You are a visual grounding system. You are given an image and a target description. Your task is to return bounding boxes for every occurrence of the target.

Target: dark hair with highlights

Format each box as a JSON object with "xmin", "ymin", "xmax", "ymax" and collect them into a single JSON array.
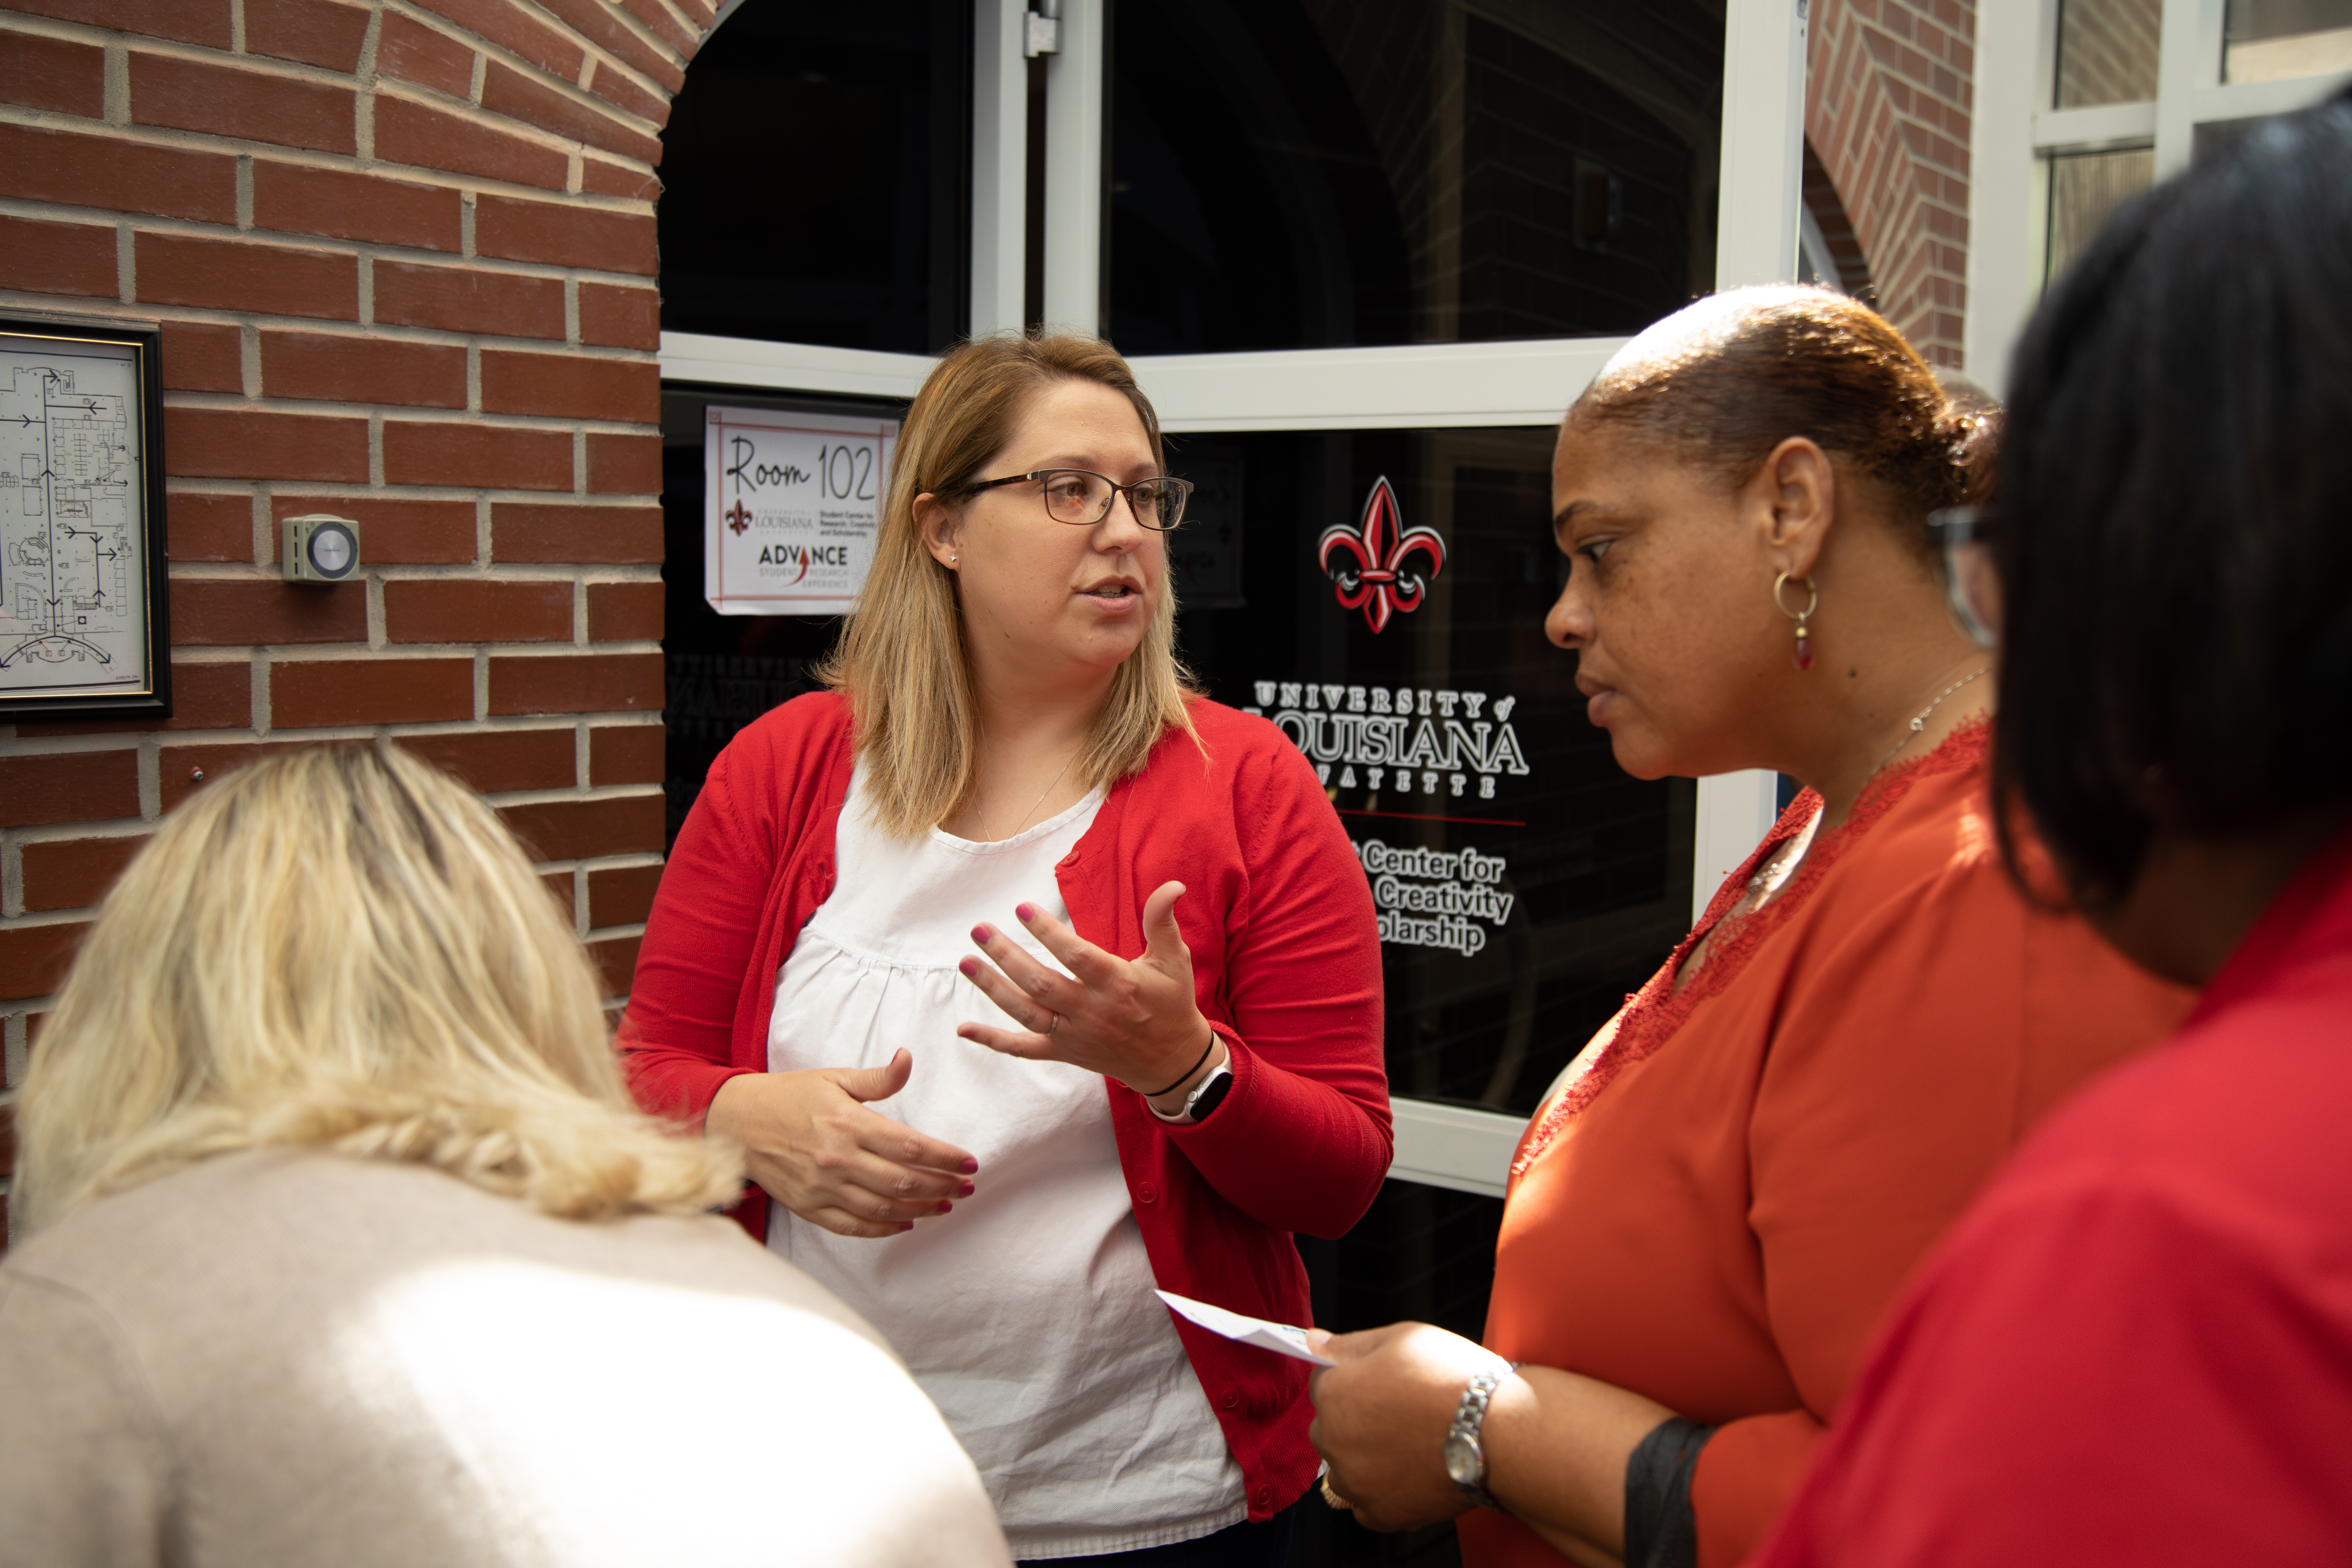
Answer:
[
  {"xmin": 1994, "ymin": 88, "xmax": 2352, "ymax": 909},
  {"xmin": 1568, "ymin": 286, "xmax": 1997, "ymax": 541}
]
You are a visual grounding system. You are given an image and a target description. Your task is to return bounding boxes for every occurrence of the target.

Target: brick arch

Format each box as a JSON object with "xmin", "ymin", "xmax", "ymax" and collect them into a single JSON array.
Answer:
[
  {"xmin": 1804, "ymin": 0, "xmax": 1974, "ymax": 366},
  {"xmin": 0, "ymin": 0, "xmax": 734, "ymax": 1139}
]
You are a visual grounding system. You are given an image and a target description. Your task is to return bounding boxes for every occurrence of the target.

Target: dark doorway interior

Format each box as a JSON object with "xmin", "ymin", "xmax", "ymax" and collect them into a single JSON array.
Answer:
[
  {"xmin": 658, "ymin": 0, "xmax": 971, "ymax": 352},
  {"xmin": 1108, "ymin": 0, "xmax": 1725, "ymax": 354}
]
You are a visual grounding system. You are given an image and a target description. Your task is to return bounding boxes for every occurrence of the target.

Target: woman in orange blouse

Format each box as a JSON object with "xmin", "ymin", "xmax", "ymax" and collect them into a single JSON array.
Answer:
[{"xmin": 1303, "ymin": 288, "xmax": 2192, "ymax": 1568}]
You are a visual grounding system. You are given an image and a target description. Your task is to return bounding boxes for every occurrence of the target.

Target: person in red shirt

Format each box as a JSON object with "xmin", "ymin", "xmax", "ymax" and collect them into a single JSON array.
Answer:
[
  {"xmin": 1752, "ymin": 88, "xmax": 2352, "ymax": 1567},
  {"xmin": 1299, "ymin": 289, "xmax": 2189, "ymax": 1568},
  {"xmin": 619, "ymin": 335, "xmax": 1387, "ymax": 1564}
]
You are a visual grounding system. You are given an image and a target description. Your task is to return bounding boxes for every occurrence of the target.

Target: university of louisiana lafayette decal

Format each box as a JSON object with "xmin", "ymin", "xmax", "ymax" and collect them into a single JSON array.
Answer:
[
  {"xmin": 1245, "ymin": 679, "xmax": 1534, "ymax": 957},
  {"xmin": 1246, "ymin": 680, "xmax": 1530, "ymax": 800},
  {"xmin": 1357, "ymin": 839, "xmax": 1512, "ymax": 957},
  {"xmin": 1318, "ymin": 476, "xmax": 1446, "ymax": 634}
]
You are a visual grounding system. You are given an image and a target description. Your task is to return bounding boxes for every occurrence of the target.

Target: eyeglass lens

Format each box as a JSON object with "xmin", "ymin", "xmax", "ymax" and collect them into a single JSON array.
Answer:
[
  {"xmin": 1944, "ymin": 538, "xmax": 2002, "ymax": 647},
  {"xmin": 1039, "ymin": 472, "xmax": 1187, "ymax": 530}
]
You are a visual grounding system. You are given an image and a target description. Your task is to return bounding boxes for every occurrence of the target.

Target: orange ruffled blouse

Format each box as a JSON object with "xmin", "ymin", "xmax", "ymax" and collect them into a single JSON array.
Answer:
[{"xmin": 1461, "ymin": 723, "xmax": 2193, "ymax": 1568}]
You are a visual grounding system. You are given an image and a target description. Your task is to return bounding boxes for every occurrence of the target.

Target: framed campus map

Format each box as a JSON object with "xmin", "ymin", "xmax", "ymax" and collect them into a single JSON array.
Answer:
[{"xmin": 0, "ymin": 311, "xmax": 171, "ymax": 719}]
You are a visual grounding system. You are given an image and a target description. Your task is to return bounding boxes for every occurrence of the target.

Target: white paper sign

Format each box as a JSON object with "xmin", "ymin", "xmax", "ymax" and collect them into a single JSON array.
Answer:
[
  {"xmin": 704, "ymin": 406, "xmax": 897, "ymax": 617},
  {"xmin": 1155, "ymin": 1290, "xmax": 1335, "ymax": 1366}
]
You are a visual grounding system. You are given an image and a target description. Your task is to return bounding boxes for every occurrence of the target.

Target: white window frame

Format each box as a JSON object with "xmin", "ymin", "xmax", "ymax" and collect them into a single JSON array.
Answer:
[
  {"xmin": 663, "ymin": 0, "xmax": 1811, "ymax": 1195},
  {"xmin": 1967, "ymin": 0, "xmax": 2352, "ymax": 391}
]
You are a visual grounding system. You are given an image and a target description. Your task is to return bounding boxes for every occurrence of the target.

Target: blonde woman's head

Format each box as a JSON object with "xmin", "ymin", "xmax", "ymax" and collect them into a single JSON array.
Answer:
[
  {"xmin": 15, "ymin": 743, "xmax": 738, "ymax": 1233},
  {"xmin": 822, "ymin": 331, "xmax": 1198, "ymax": 837}
]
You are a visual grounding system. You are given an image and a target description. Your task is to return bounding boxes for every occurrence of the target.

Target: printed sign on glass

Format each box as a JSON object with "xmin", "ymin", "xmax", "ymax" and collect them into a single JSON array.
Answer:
[
  {"xmin": 1318, "ymin": 475, "xmax": 1446, "ymax": 633},
  {"xmin": 1173, "ymin": 429, "xmax": 1694, "ymax": 1116},
  {"xmin": 704, "ymin": 406, "xmax": 898, "ymax": 617}
]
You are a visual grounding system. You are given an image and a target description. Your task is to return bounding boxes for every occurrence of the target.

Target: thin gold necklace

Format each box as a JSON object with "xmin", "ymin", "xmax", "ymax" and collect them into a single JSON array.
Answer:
[
  {"xmin": 974, "ymin": 748, "xmax": 1080, "ymax": 843},
  {"xmin": 1748, "ymin": 663, "xmax": 1992, "ymax": 904},
  {"xmin": 1873, "ymin": 665, "xmax": 1992, "ymax": 775}
]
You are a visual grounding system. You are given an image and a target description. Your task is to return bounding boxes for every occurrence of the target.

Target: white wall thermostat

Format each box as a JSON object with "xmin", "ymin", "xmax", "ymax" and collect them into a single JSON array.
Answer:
[{"xmin": 282, "ymin": 514, "xmax": 361, "ymax": 584}]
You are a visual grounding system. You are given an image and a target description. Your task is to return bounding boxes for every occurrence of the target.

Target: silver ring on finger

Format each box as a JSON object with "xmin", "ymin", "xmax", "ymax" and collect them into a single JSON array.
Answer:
[{"xmin": 1045, "ymin": 1010, "xmax": 1061, "ymax": 1037}]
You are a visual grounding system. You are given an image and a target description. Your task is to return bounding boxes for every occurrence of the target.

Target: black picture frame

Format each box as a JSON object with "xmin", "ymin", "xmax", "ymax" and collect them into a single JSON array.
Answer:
[{"xmin": 0, "ymin": 307, "xmax": 172, "ymax": 721}]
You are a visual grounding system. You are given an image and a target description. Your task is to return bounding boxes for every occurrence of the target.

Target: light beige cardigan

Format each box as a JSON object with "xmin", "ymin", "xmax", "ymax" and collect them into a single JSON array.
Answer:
[{"xmin": 0, "ymin": 1149, "xmax": 1010, "ymax": 1568}]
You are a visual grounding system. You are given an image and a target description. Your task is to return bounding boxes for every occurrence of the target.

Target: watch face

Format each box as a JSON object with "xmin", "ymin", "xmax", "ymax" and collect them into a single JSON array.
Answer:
[
  {"xmin": 1442, "ymin": 1432, "xmax": 1482, "ymax": 1488},
  {"xmin": 1189, "ymin": 1070, "xmax": 1234, "ymax": 1120}
]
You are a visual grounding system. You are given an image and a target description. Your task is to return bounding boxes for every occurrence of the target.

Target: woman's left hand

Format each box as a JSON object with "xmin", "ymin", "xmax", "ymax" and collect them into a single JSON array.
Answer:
[
  {"xmin": 1307, "ymin": 1322, "xmax": 1498, "ymax": 1533},
  {"xmin": 958, "ymin": 880, "xmax": 1219, "ymax": 1098}
]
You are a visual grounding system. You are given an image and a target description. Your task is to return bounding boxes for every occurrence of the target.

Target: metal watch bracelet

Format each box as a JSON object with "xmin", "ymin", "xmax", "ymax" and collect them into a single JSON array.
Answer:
[{"xmin": 1441, "ymin": 1361, "xmax": 1520, "ymax": 1512}]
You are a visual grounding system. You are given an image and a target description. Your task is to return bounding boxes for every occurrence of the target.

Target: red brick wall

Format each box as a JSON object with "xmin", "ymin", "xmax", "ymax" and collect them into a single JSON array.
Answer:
[
  {"xmin": 0, "ymin": 0, "xmax": 721, "ymax": 1239},
  {"xmin": 1807, "ymin": 0, "xmax": 1976, "ymax": 366}
]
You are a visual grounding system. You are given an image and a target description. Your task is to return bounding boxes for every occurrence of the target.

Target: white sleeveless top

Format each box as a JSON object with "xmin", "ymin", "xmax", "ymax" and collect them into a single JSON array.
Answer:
[{"xmin": 765, "ymin": 768, "xmax": 1245, "ymax": 1559}]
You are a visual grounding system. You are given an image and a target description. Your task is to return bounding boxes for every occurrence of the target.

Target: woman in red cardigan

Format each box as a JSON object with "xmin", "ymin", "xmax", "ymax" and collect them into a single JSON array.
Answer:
[{"xmin": 618, "ymin": 332, "xmax": 1389, "ymax": 1566}]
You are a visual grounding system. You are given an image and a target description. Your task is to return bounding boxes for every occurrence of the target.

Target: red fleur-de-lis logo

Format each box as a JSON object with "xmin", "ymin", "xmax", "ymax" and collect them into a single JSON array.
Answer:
[
  {"xmin": 724, "ymin": 500, "xmax": 752, "ymax": 537},
  {"xmin": 1317, "ymin": 476, "xmax": 1446, "ymax": 634}
]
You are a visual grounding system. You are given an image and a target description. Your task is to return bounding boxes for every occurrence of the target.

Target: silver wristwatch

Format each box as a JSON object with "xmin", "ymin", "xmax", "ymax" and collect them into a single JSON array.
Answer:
[{"xmin": 1441, "ymin": 1362, "xmax": 1518, "ymax": 1511}]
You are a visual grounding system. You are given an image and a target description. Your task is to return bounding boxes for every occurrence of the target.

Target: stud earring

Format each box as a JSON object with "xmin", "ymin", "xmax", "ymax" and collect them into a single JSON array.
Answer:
[{"xmin": 1773, "ymin": 572, "xmax": 1819, "ymax": 670}]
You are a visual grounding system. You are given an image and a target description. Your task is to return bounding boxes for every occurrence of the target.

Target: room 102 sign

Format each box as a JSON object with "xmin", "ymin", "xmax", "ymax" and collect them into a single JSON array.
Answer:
[{"xmin": 704, "ymin": 406, "xmax": 898, "ymax": 616}]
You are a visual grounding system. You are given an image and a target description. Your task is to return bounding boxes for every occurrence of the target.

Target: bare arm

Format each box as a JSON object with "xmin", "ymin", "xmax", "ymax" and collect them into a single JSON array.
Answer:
[{"xmin": 1307, "ymin": 1321, "xmax": 1673, "ymax": 1565}]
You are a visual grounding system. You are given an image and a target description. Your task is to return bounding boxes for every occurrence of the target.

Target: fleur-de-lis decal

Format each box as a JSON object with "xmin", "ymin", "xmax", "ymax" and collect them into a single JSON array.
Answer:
[
  {"xmin": 1317, "ymin": 476, "xmax": 1446, "ymax": 634},
  {"xmin": 725, "ymin": 499, "xmax": 752, "ymax": 537}
]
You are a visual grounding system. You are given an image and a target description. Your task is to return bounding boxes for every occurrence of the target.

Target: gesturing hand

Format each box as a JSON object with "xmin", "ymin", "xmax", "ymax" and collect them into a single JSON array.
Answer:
[
  {"xmin": 956, "ymin": 879, "xmax": 1219, "ymax": 1100},
  {"xmin": 706, "ymin": 1049, "xmax": 977, "ymax": 1239}
]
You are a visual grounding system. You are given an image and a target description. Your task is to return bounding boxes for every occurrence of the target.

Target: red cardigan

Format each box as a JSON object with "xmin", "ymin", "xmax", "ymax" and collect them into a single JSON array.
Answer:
[{"xmin": 618, "ymin": 692, "xmax": 1391, "ymax": 1520}]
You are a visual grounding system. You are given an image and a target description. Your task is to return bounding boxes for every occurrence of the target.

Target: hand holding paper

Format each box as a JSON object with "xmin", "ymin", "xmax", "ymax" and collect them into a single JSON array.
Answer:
[{"xmin": 1155, "ymin": 1289, "xmax": 1335, "ymax": 1366}]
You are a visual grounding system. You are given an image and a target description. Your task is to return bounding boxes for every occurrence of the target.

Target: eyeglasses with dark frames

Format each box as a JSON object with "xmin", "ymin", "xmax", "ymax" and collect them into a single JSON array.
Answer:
[{"xmin": 959, "ymin": 469, "xmax": 1193, "ymax": 531}]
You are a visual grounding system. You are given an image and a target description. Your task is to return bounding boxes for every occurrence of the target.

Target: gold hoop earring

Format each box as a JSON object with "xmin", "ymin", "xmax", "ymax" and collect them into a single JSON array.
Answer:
[{"xmin": 1773, "ymin": 572, "xmax": 1819, "ymax": 670}]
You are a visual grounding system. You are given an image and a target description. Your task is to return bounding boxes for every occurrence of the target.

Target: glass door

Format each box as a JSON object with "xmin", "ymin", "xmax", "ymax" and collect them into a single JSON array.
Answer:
[
  {"xmin": 656, "ymin": 0, "xmax": 1809, "ymax": 1434},
  {"xmin": 1094, "ymin": 0, "xmax": 1803, "ymax": 1206}
]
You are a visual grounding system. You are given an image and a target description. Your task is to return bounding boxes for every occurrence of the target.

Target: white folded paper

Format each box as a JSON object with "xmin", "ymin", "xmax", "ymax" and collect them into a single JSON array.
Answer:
[{"xmin": 1155, "ymin": 1289, "xmax": 1335, "ymax": 1366}]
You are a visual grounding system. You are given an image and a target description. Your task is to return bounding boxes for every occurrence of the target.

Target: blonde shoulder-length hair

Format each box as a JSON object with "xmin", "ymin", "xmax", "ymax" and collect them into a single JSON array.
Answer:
[
  {"xmin": 14, "ymin": 743, "xmax": 740, "ymax": 1234},
  {"xmin": 820, "ymin": 331, "xmax": 1200, "ymax": 838}
]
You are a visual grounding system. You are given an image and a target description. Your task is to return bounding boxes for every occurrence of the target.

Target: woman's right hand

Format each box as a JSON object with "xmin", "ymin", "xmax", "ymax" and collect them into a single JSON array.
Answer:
[{"xmin": 705, "ymin": 1049, "xmax": 976, "ymax": 1239}]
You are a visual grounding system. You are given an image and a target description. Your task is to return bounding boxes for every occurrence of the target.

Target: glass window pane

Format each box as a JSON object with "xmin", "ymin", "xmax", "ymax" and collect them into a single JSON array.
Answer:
[
  {"xmin": 1172, "ymin": 427, "xmax": 1692, "ymax": 1115},
  {"xmin": 2193, "ymin": 112, "xmax": 2284, "ymax": 162},
  {"xmin": 1110, "ymin": 1, "xmax": 1726, "ymax": 353},
  {"xmin": 657, "ymin": 1, "xmax": 969, "ymax": 353},
  {"xmin": 2045, "ymin": 146, "xmax": 2155, "ymax": 285},
  {"xmin": 2054, "ymin": 0, "xmax": 2163, "ymax": 106},
  {"xmin": 2225, "ymin": 0, "xmax": 2352, "ymax": 82}
]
